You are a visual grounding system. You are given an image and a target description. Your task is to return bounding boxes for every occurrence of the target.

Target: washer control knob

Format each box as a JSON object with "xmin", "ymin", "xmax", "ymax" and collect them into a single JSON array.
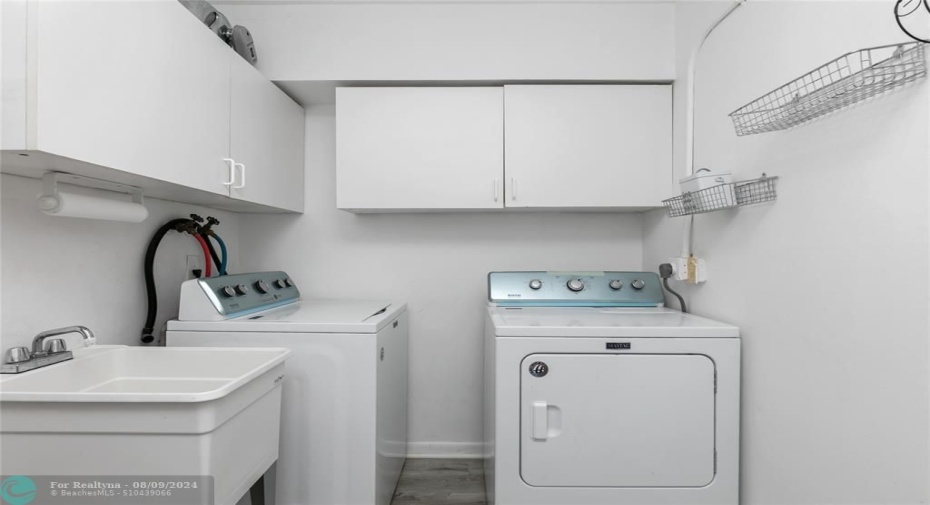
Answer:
[
  {"xmin": 566, "ymin": 278, "xmax": 585, "ymax": 292},
  {"xmin": 235, "ymin": 284, "xmax": 250, "ymax": 295},
  {"xmin": 609, "ymin": 279, "xmax": 623, "ymax": 291},
  {"xmin": 631, "ymin": 279, "xmax": 646, "ymax": 290},
  {"xmin": 275, "ymin": 279, "xmax": 287, "ymax": 289},
  {"xmin": 255, "ymin": 280, "xmax": 270, "ymax": 294},
  {"xmin": 284, "ymin": 278, "xmax": 294, "ymax": 288},
  {"xmin": 529, "ymin": 279, "xmax": 543, "ymax": 290},
  {"xmin": 221, "ymin": 286, "xmax": 236, "ymax": 297}
]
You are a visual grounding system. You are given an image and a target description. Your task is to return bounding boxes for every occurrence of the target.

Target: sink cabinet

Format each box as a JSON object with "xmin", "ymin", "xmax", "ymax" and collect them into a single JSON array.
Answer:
[{"xmin": 0, "ymin": 0, "xmax": 304, "ymax": 213}]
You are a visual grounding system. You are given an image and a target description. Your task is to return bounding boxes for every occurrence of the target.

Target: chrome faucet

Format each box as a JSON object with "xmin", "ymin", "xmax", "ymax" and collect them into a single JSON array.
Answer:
[
  {"xmin": 2, "ymin": 325, "xmax": 94, "ymax": 374},
  {"xmin": 32, "ymin": 325, "xmax": 96, "ymax": 354}
]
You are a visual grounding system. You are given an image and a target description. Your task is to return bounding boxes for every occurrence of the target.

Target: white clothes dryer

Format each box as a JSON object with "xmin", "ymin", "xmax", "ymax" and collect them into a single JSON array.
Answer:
[
  {"xmin": 484, "ymin": 271, "xmax": 740, "ymax": 505},
  {"xmin": 166, "ymin": 271, "xmax": 407, "ymax": 505}
]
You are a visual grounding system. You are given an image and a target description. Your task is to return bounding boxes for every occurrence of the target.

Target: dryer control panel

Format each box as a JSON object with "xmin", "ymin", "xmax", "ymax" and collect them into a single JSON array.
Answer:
[{"xmin": 488, "ymin": 271, "xmax": 664, "ymax": 307}]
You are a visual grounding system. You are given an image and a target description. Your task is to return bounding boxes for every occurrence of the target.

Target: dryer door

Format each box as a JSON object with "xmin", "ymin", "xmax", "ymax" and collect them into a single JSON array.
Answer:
[{"xmin": 520, "ymin": 353, "xmax": 715, "ymax": 487}]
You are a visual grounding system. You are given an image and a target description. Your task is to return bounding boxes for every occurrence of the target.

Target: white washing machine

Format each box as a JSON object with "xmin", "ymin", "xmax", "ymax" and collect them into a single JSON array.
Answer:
[
  {"xmin": 484, "ymin": 271, "xmax": 740, "ymax": 505},
  {"xmin": 166, "ymin": 271, "xmax": 408, "ymax": 505}
]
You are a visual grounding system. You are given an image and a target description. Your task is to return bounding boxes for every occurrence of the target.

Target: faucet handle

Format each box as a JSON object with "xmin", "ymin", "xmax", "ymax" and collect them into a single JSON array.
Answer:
[
  {"xmin": 45, "ymin": 339, "xmax": 68, "ymax": 354},
  {"xmin": 5, "ymin": 347, "xmax": 32, "ymax": 364}
]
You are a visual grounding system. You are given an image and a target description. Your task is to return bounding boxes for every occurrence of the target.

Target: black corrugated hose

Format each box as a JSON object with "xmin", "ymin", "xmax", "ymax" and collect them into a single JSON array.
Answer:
[{"xmin": 141, "ymin": 218, "xmax": 194, "ymax": 343}]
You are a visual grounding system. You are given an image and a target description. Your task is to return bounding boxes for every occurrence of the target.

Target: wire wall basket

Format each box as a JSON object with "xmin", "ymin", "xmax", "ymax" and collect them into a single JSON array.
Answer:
[
  {"xmin": 729, "ymin": 42, "xmax": 926, "ymax": 136},
  {"xmin": 663, "ymin": 184, "xmax": 737, "ymax": 218},
  {"xmin": 663, "ymin": 174, "xmax": 778, "ymax": 218},
  {"xmin": 734, "ymin": 174, "xmax": 778, "ymax": 206}
]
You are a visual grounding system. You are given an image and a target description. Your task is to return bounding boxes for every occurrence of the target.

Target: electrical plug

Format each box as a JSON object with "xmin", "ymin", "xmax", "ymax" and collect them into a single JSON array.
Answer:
[{"xmin": 659, "ymin": 263, "xmax": 673, "ymax": 279}]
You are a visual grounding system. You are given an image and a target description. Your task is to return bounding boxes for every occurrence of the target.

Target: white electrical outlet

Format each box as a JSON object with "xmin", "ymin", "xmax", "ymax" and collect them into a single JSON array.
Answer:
[
  {"xmin": 670, "ymin": 257, "xmax": 690, "ymax": 281},
  {"xmin": 186, "ymin": 255, "xmax": 203, "ymax": 280},
  {"xmin": 669, "ymin": 256, "xmax": 708, "ymax": 283}
]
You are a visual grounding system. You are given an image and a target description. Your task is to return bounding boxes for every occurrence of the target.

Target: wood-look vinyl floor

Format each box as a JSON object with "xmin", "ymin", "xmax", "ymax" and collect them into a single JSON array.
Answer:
[{"xmin": 391, "ymin": 459, "xmax": 487, "ymax": 505}]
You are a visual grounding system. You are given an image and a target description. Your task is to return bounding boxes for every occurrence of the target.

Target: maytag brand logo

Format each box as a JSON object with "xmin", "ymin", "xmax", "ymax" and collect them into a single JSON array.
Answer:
[
  {"xmin": 507, "ymin": 293, "xmax": 522, "ymax": 298},
  {"xmin": 606, "ymin": 342, "xmax": 631, "ymax": 350}
]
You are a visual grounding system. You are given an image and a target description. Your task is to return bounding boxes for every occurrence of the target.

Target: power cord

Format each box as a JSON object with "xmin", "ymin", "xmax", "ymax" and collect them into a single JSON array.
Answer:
[{"xmin": 658, "ymin": 263, "xmax": 688, "ymax": 314}]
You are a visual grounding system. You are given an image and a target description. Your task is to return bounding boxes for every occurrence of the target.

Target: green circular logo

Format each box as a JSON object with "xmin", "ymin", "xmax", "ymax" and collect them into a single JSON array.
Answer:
[{"xmin": 0, "ymin": 476, "xmax": 36, "ymax": 505}]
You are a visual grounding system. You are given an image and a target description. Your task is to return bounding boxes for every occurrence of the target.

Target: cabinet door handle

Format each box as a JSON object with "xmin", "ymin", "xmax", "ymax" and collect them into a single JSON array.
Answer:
[
  {"xmin": 234, "ymin": 162, "xmax": 246, "ymax": 189},
  {"xmin": 493, "ymin": 179, "xmax": 499, "ymax": 202},
  {"xmin": 511, "ymin": 177, "xmax": 517, "ymax": 201},
  {"xmin": 222, "ymin": 158, "xmax": 236, "ymax": 186}
]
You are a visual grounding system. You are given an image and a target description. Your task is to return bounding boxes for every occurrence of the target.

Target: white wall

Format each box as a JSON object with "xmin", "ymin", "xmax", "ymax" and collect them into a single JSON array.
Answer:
[
  {"xmin": 0, "ymin": 174, "xmax": 240, "ymax": 351},
  {"xmin": 237, "ymin": 105, "xmax": 645, "ymax": 456},
  {"xmin": 218, "ymin": 2, "xmax": 674, "ymax": 81},
  {"xmin": 643, "ymin": 2, "xmax": 929, "ymax": 504}
]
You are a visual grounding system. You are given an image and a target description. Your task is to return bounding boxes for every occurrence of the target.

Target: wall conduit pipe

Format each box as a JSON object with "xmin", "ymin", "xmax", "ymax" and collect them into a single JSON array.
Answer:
[{"xmin": 682, "ymin": 0, "xmax": 746, "ymax": 258}]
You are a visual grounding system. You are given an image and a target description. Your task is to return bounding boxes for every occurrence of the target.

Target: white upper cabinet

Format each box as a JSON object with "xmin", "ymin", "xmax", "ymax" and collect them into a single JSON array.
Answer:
[
  {"xmin": 230, "ymin": 57, "xmax": 305, "ymax": 213},
  {"xmin": 336, "ymin": 87, "xmax": 504, "ymax": 211},
  {"xmin": 335, "ymin": 85, "xmax": 671, "ymax": 212},
  {"xmin": 1, "ymin": 0, "xmax": 305, "ymax": 213},
  {"xmin": 504, "ymin": 85, "xmax": 672, "ymax": 209},
  {"xmin": 34, "ymin": 0, "xmax": 232, "ymax": 196}
]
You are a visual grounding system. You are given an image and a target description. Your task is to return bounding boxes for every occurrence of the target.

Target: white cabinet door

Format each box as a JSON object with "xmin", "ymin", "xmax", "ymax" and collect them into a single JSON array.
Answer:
[
  {"xmin": 336, "ymin": 87, "xmax": 504, "ymax": 211},
  {"xmin": 520, "ymin": 353, "xmax": 715, "ymax": 488},
  {"xmin": 504, "ymin": 85, "xmax": 672, "ymax": 208},
  {"xmin": 34, "ymin": 0, "xmax": 231, "ymax": 195},
  {"xmin": 1, "ymin": 0, "xmax": 28, "ymax": 151},
  {"xmin": 230, "ymin": 56, "xmax": 305, "ymax": 212}
]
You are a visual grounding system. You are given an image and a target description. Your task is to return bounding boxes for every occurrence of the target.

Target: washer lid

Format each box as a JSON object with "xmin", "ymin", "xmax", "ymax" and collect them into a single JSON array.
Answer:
[
  {"xmin": 168, "ymin": 300, "xmax": 406, "ymax": 334},
  {"xmin": 488, "ymin": 306, "xmax": 738, "ymax": 338}
]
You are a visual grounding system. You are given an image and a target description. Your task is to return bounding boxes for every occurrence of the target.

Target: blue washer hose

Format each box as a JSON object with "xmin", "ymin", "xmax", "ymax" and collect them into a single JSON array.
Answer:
[{"xmin": 213, "ymin": 234, "xmax": 228, "ymax": 275}]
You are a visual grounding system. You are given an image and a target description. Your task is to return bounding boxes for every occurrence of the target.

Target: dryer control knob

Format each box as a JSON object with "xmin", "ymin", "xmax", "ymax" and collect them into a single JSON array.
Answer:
[
  {"xmin": 609, "ymin": 279, "xmax": 623, "ymax": 290},
  {"xmin": 255, "ymin": 280, "xmax": 270, "ymax": 294},
  {"xmin": 235, "ymin": 284, "xmax": 250, "ymax": 295},
  {"xmin": 221, "ymin": 286, "xmax": 236, "ymax": 297},
  {"xmin": 631, "ymin": 279, "xmax": 646, "ymax": 290},
  {"xmin": 529, "ymin": 279, "xmax": 542, "ymax": 290},
  {"xmin": 566, "ymin": 278, "xmax": 585, "ymax": 292}
]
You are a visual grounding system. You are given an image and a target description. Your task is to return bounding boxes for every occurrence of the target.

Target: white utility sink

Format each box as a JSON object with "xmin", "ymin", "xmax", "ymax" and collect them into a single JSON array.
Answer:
[{"xmin": 0, "ymin": 345, "xmax": 291, "ymax": 505}]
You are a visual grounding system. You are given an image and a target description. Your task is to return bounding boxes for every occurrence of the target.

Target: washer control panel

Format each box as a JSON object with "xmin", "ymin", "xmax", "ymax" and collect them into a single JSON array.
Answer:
[
  {"xmin": 488, "ymin": 271, "xmax": 664, "ymax": 306},
  {"xmin": 197, "ymin": 271, "xmax": 300, "ymax": 316}
]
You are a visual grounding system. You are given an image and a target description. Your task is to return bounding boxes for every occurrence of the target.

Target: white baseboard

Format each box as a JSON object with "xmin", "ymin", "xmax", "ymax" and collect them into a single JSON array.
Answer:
[{"xmin": 406, "ymin": 441, "xmax": 485, "ymax": 459}]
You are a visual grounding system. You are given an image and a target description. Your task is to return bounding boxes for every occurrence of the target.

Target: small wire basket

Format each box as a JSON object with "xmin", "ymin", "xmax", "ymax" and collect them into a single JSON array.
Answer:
[
  {"xmin": 734, "ymin": 174, "xmax": 778, "ymax": 206},
  {"xmin": 729, "ymin": 42, "xmax": 926, "ymax": 136},
  {"xmin": 663, "ymin": 175, "xmax": 778, "ymax": 218},
  {"xmin": 662, "ymin": 184, "xmax": 738, "ymax": 218}
]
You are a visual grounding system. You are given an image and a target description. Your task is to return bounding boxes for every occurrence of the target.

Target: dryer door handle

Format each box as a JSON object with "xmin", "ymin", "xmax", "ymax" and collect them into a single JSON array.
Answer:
[{"xmin": 532, "ymin": 401, "xmax": 548, "ymax": 440}]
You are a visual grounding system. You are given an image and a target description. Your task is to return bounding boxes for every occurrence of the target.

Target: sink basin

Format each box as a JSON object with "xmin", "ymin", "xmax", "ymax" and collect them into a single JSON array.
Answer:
[
  {"xmin": 0, "ymin": 345, "xmax": 291, "ymax": 505},
  {"xmin": 0, "ymin": 345, "xmax": 288, "ymax": 401}
]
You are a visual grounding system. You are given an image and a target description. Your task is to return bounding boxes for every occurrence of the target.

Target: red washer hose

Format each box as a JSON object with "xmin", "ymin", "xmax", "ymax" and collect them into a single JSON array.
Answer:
[{"xmin": 193, "ymin": 234, "xmax": 212, "ymax": 277}]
